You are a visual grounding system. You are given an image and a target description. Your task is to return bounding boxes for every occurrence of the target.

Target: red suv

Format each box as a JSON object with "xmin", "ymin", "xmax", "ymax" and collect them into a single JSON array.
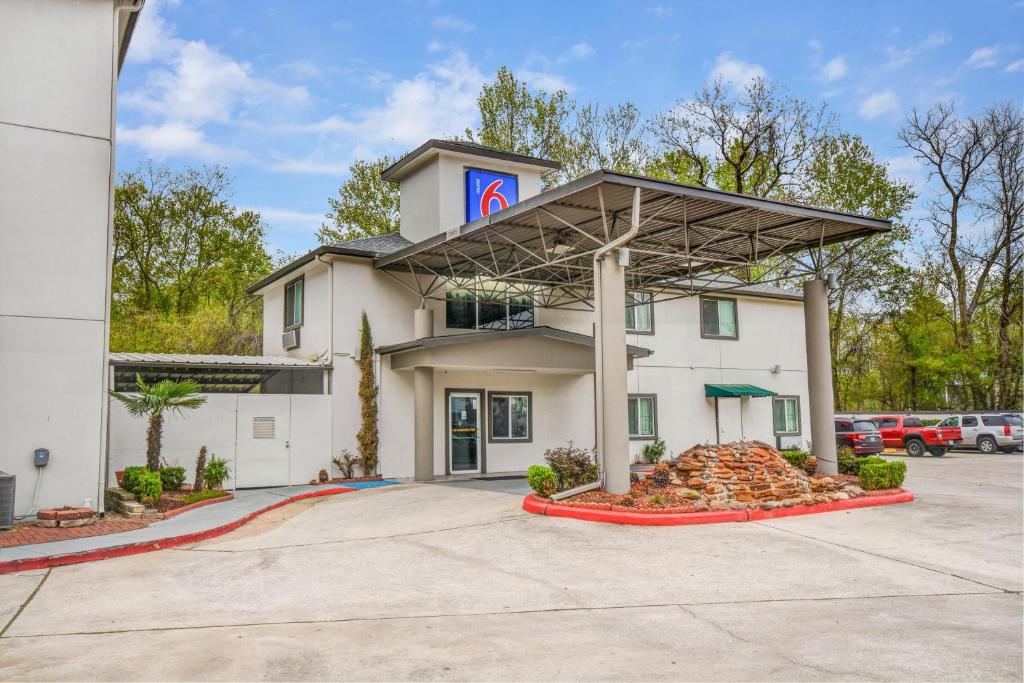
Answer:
[{"xmin": 835, "ymin": 418, "xmax": 884, "ymax": 455}]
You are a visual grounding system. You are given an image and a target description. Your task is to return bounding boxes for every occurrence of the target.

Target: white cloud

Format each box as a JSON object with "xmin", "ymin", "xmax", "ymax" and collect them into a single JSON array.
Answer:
[
  {"xmin": 650, "ymin": 4, "xmax": 672, "ymax": 18},
  {"xmin": 857, "ymin": 90, "xmax": 899, "ymax": 120},
  {"xmin": 821, "ymin": 55, "xmax": 847, "ymax": 81},
  {"xmin": 807, "ymin": 38, "xmax": 823, "ymax": 51},
  {"xmin": 883, "ymin": 154, "xmax": 922, "ymax": 175},
  {"xmin": 1006, "ymin": 59, "xmax": 1024, "ymax": 73},
  {"xmin": 117, "ymin": 122, "xmax": 241, "ymax": 161},
  {"xmin": 883, "ymin": 31, "xmax": 951, "ymax": 70},
  {"xmin": 964, "ymin": 46, "xmax": 1000, "ymax": 69},
  {"xmin": 518, "ymin": 69, "xmax": 576, "ymax": 93},
  {"xmin": 566, "ymin": 42, "xmax": 595, "ymax": 60},
  {"xmin": 280, "ymin": 60, "xmax": 322, "ymax": 80},
  {"xmin": 709, "ymin": 52, "xmax": 766, "ymax": 87},
  {"xmin": 921, "ymin": 31, "xmax": 951, "ymax": 49},
  {"xmin": 264, "ymin": 155, "xmax": 349, "ymax": 175},
  {"xmin": 431, "ymin": 15, "xmax": 475, "ymax": 32},
  {"xmin": 244, "ymin": 206, "xmax": 326, "ymax": 233}
]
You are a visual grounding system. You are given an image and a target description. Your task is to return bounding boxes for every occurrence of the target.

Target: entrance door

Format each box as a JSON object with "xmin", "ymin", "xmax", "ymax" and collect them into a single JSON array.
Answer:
[
  {"xmin": 448, "ymin": 391, "xmax": 482, "ymax": 473},
  {"xmin": 717, "ymin": 398, "xmax": 744, "ymax": 443}
]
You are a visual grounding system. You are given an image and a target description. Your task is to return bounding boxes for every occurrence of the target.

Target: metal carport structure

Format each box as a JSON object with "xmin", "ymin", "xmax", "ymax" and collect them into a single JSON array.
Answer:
[{"xmin": 374, "ymin": 170, "xmax": 891, "ymax": 491}]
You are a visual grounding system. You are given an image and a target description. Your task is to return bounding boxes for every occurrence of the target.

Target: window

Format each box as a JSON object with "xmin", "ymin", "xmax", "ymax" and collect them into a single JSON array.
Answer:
[
  {"xmin": 625, "ymin": 291, "xmax": 653, "ymax": 333},
  {"xmin": 628, "ymin": 395, "xmax": 657, "ymax": 439},
  {"xmin": 772, "ymin": 396, "xmax": 800, "ymax": 435},
  {"xmin": 962, "ymin": 415, "xmax": 978, "ymax": 427},
  {"xmin": 981, "ymin": 415, "xmax": 1006, "ymax": 427},
  {"xmin": 489, "ymin": 392, "xmax": 531, "ymax": 442},
  {"xmin": 284, "ymin": 277, "xmax": 304, "ymax": 330},
  {"xmin": 700, "ymin": 296, "xmax": 738, "ymax": 339},
  {"xmin": 854, "ymin": 420, "xmax": 879, "ymax": 432},
  {"xmin": 835, "ymin": 419, "xmax": 853, "ymax": 432},
  {"xmin": 904, "ymin": 417, "xmax": 922, "ymax": 427},
  {"xmin": 445, "ymin": 282, "xmax": 535, "ymax": 330},
  {"xmin": 1004, "ymin": 415, "xmax": 1023, "ymax": 427},
  {"xmin": 937, "ymin": 416, "xmax": 959, "ymax": 427},
  {"xmin": 878, "ymin": 418, "xmax": 898, "ymax": 429}
]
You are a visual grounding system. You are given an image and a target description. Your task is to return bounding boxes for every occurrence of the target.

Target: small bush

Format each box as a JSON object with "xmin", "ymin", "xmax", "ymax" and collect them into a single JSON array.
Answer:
[
  {"xmin": 837, "ymin": 447, "xmax": 858, "ymax": 474},
  {"xmin": 136, "ymin": 470, "xmax": 162, "ymax": 504},
  {"xmin": 527, "ymin": 465, "xmax": 558, "ymax": 498},
  {"xmin": 543, "ymin": 442, "xmax": 598, "ymax": 491},
  {"xmin": 159, "ymin": 466, "xmax": 187, "ymax": 491},
  {"xmin": 642, "ymin": 438, "xmax": 667, "ymax": 464},
  {"xmin": 204, "ymin": 455, "xmax": 232, "ymax": 490},
  {"xmin": 332, "ymin": 449, "xmax": 359, "ymax": 479},
  {"xmin": 182, "ymin": 489, "xmax": 229, "ymax": 505},
  {"xmin": 780, "ymin": 449, "xmax": 809, "ymax": 470},
  {"xmin": 859, "ymin": 461, "xmax": 907, "ymax": 490},
  {"xmin": 650, "ymin": 494, "xmax": 663, "ymax": 505},
  {"xmin": 650, "ymin": 462, "xmax": 671, "ymax": 488},
  {"xmin": 121, "ymin": 466, "xmax": 148, "ymax": 497}
]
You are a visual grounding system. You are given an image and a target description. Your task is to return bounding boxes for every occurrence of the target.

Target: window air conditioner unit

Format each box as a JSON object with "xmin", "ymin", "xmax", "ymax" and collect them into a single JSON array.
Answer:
[
  {"xmin": 282, "ymin": 328, "xmax": 300, "ymax": 350},
  {"xmin": 0, "ymin": 472, "xmax": 14, "ymax": 530}
]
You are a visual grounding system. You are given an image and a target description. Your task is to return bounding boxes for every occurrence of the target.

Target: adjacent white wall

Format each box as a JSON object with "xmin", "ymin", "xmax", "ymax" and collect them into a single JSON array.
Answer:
[{"xmin": 0, "ymin": 0, "xmax": 121, "ymax": 515}]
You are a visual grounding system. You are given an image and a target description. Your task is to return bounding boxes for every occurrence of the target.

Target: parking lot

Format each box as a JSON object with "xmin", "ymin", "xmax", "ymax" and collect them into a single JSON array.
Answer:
[{"xmin": 0, "ymin": 451, "xmax": 1021, "ymax": 681}]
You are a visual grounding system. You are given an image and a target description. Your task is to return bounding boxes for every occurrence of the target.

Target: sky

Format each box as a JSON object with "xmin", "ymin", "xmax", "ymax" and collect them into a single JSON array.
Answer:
[{"xmin": 116, "ymin": 0, "xmax": 1024, "ymax": 255}]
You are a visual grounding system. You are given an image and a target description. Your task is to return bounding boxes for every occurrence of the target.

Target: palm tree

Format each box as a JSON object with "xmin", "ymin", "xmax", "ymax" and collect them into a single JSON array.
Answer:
[{"xmin": 110, "ymin": 374, "xmax": 207, "ymax": 471}]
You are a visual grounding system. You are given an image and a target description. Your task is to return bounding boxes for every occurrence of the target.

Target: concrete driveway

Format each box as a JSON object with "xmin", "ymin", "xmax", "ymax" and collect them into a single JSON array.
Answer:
[{"xmin": 1, "ymin": 453, "xmax": 1020, "ymax": 681}]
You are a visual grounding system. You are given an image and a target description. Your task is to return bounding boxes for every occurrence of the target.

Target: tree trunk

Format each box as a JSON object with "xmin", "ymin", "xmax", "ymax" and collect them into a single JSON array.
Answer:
[{"xmin": 147, "ymin": 412, "xmax": 163, "ymax": 471}]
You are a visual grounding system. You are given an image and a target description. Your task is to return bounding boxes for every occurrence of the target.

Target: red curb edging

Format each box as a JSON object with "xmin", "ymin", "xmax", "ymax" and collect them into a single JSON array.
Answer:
[
  {"xmin": 160, "ymin": 492, "xmax": 234, "ymax": 519},
  {"xmin": 522, "ymin": 489, "xmax": 914, "ymax": 526},
  {"xmin": 0, "ymin": 487, "xmax": 355, "ymax": 575}
]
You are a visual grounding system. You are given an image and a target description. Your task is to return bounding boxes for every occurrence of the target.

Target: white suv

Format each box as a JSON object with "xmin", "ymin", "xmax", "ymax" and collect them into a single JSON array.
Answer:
[{"xmin": 937, "ymin": 414, "xmax": 1023, "ymax": 454}]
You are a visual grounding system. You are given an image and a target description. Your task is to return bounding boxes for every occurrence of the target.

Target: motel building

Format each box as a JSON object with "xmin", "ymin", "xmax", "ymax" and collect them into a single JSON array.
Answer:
[{"xmin": 106, "ymin": 139, "xmax": 890, "ymax": 497}]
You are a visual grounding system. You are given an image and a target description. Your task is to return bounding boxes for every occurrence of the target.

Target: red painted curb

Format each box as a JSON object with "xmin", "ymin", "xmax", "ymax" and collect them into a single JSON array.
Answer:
[
  {"xmin": 160, "ymin": 492, "xmax": 234, "ymax": 519},
  {"xmin": 0, "ymin": 487, "xmax": 355, "ymax": 575},
  {"xmin": 522, "ymin": 489, "xmax": 914, "ymax": 526}
]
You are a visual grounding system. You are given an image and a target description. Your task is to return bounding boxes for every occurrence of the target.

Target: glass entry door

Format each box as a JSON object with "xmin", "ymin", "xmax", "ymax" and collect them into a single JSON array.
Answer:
[{"xmin": 448, "ymin": 392, "xmax": 481, "ymax": 473}]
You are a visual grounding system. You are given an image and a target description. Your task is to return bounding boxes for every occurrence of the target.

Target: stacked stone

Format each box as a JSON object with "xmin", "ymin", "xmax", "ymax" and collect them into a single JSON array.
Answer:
[{"xmin": 666, "ymin": 440, "xmax": 866, "ymax": 509}]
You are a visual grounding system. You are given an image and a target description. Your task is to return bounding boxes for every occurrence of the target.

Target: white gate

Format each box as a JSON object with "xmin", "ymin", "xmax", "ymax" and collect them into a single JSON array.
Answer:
[{"xmin": 235, "ymin": 395, "xmax": 291, "ymax": 488}]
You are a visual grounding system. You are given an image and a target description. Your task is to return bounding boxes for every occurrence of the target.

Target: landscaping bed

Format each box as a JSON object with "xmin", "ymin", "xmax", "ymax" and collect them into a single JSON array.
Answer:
[{"xmin": 154, "ymin": 489, "xmax": 232, "ymax": 515}]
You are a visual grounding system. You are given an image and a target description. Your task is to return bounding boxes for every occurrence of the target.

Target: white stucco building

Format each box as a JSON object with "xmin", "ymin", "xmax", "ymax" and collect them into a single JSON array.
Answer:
[
  {"xmin": 224, "ymin": 139, "xmax": 887, "ymax": 486},
  {"xmin": 1, "ymin": 0, "xmax": 143, "ymax": 518}
]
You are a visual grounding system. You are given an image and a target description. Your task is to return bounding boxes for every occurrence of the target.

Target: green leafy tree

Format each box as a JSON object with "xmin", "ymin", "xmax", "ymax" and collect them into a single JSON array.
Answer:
[
  {"xmin": 356, "ymin": 312, "xmax": 379, "ymax": 476},
  {"xmin": 112, "ymin": 164, "xmax": 272, "ymax": 354},
  {"xmin": 317, "ymin": 156, "xmax": 400, "ymax": 243},
  {"xmin": 109, "ymin": 375, "xmax": 207, "ymax": 472}
]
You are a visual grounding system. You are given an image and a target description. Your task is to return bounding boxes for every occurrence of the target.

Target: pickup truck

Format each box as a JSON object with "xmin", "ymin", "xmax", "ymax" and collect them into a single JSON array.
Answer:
[{"xmin": 871, "ymin": 415, "xmax": 962, "ymax": 457}]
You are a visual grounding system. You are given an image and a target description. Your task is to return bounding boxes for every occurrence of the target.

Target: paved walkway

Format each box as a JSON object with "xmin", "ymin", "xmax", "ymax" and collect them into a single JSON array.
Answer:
[
  {"xmin": 0, "ymin": 483, "xmax": 395, "ymax": 566},
  {"xmin": 0, "ymin": 454, "xmax": 1020, "ymax": 681}
]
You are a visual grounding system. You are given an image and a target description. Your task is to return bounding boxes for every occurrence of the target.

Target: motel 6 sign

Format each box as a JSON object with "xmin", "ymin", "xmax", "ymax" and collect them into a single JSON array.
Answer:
[{"xmin": 465, "ymin": 168, "xmax": 518, "ymax": 222}]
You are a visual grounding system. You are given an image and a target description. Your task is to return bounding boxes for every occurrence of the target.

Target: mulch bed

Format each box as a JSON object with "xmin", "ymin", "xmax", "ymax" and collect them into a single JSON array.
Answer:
[
  {"xmin": 154, "ymin": 490, "xmax": 230, "ymax": 513},
  {"xmin": 813, "ymin": 472, "xmax": 861, "ymax": 485},
  {"xmin": 0, "ymin": 518, "xmax": 149, "ymax": 549},
  {"xmin": 328, "ymin": 475, "xmax": 383, "ymax": 484},
  {"xmin": 566, "ymin": 480, "xmax": 701, "ymax": 513}
]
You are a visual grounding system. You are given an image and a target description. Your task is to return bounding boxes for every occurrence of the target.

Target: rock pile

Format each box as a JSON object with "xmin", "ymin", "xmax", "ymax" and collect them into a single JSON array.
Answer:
[{"xmin": 665, "ymin": 440, "xmax": 867, "ymax": 510}]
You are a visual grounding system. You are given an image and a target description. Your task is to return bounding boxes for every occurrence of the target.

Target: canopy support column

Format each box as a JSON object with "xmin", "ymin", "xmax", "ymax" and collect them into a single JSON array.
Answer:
[
  {"xmin": 804, "ymin": 279, "xmax": 838, "ymax": 474},
  {"xmin": 598, "ymin": 252, "xmax": 630, "ymax": 494}
]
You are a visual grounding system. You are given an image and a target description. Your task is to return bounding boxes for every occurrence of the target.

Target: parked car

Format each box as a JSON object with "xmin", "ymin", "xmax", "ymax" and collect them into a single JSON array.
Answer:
[
  {"xmin": 871, "ymin": 415, "xmax": 962, "ymax": 457},
  {"xmin": 834, "ymin": 418, "xmax": 884, "ymax": 455},
  {"xmin": 936, "ymin": 414, "xmax": 1023, "ymax": 454}
]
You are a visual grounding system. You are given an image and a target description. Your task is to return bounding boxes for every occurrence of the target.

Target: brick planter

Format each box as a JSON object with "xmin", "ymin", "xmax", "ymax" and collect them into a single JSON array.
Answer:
[{"xmin": 36, "ymin": 507, "xmax": 96, "ymax": 528}]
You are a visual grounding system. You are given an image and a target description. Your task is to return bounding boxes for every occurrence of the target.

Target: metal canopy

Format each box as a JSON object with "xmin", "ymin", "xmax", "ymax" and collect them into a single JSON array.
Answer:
[
  {"xmin": 704, "ymin": 383, "xmax": 778, "ymax": 398},
  {"xmin": 374, "ymin": 170, "xmax": 891, "ymax": 310}
]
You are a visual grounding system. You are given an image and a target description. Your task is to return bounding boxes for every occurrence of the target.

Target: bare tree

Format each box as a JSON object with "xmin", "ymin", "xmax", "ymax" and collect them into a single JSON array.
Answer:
[
  {"xmin": 980, "ymin": 103, "xmax": 1024, "ymax": 408},
  {"xmin": 899, "ymin": 102, "xmax": 1000, "ymax": 407},
  {"xmin": 562, "ymin": 101, "xmax": 651, "ymax": 179},
  {"xmin": 648, "ymin": 77, "xmax": 834, "ymax": 198}
]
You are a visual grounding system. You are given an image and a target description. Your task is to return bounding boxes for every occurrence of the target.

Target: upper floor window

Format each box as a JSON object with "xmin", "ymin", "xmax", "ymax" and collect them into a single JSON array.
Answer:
[
  {"xmin": 284, "ymin": 277, "xmax": 304, "ymax": 330},
  {"xmin": 626, "ymin": 291, "xmax": 653, "ymax": 333},
  {"xmin": 700, "ymin": 295, "xmax": 737, "ymax": 339},
  {"xmin": 445, "ymin": 282, "xmax": 534, "ymax": 331}
]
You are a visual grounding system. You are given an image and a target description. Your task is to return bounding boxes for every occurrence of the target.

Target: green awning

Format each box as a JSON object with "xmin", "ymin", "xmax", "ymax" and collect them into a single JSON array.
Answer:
[{"xmin": 704, "ymin": 383, "xmax": 778, "ymax": 398}]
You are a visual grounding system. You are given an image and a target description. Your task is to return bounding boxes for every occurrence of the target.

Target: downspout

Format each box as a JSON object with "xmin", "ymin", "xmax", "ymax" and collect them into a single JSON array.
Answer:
[
  {"xmin": 317, "ymin": 253, "xmax": 335, "ymax": 467},
  {"xmin": 555, "ymin": 187, "xmax": 641, "ymax": 501},
  {"xmin": 98, "ymin": 0, "xmax": 144, "ymax": 514}
]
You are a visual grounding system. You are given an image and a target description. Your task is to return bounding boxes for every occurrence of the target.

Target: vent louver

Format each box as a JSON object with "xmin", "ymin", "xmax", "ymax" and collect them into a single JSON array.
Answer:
[{"xmin": 252, "ymin": 417, "xmax": 276, "ymax": 439}]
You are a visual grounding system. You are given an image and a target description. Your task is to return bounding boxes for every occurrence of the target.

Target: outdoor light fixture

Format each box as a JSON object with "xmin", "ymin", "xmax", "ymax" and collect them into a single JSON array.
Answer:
[
  {"xmin": 827, "ymin": 271, "xmax": 839, "ymax": 290},
  {"xmin": 771, "ymin": 364, "xmax": 781, "ymax": 374},
  {"xmin": 617, "ymin": 247, "xmax": 630, "ymax": 267}
]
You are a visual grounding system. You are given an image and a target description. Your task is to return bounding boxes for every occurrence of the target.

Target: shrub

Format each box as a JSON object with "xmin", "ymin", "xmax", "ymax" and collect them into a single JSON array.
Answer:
[
  {"xmin": 121, "ymin": 466, "xmax": 148, "ymax": 496},
  {"xmin": 159, "ymin": 466, "xmax": 187, "ymax": 491},
  {"xmin": 837, "ymin": 447, "xmax": 858, "ymax": 474},
  {"xmin": 650, "ymin": 462, "xmax": 671, "ymax": 488},
  {"xmin": 527, "ymin": 465, "xmax": 557, "ymax": 498},
  {"xmin": 318, "ymin": 469, "xmax": 329, "ymax": 484},
  {"xmin": 136, "ymin": 470, "xmax": 162, "ymax": 504},
  {"xmin": 204, "ymin": 455, "xmax": 232, "ymax": 490},
  {"xmin": 332, "ymin": 449, "xmax": 359, "ymax": 479},
  {"xmin": 642, "ymin": 438, "xmax": 667, "ymax": 464},
  {"xmin": 780, "ymin": 449, "xmax": 809, "ymax": 470},
  {"xmin": 650, "ymin": 494, "xmax": 663, "ymax": 505},
  {"xmin": 181, "ymin": 489, "xmax": 229, "ymax": 506},
  {"xmin": 543, "ymin": 442, "xmax": 598, "ymax": 491},
  {"xmin": 859, "ymin": 461, "xmax": 907, "ymax": 490}
]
